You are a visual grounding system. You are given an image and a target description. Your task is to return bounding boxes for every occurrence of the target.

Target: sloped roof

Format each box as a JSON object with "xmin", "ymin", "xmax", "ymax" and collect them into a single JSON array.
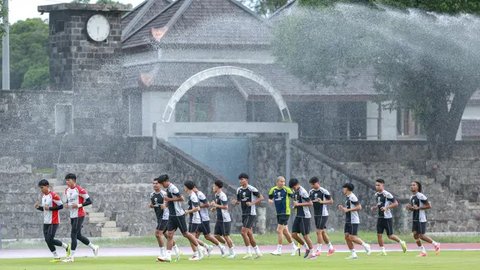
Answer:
[
  {"xmin": 123, "ymin": 61, "xmax": 377, "ymax": 98},
  {"xmin": 122, "ymin": 0, "xmax": 269, "ymax": 49}
]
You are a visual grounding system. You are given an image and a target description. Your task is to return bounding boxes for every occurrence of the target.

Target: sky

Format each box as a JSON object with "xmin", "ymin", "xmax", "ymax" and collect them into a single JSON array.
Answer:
[{"xmin": 8, "ymin": 0, "xmax": 145, "ymax": 23}]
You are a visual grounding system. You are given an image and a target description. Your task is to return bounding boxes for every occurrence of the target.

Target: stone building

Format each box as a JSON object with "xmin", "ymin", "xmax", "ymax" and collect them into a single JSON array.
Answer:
[{"xmin": 0, "ymin": 0, "xmax": 479, "ymax": 240}]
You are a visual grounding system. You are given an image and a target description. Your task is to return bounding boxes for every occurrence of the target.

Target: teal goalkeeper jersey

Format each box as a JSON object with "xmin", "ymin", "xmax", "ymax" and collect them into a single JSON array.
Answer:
[{"xmin": 268, "ymin": 186, "xmax": 293, "ymax": 216}]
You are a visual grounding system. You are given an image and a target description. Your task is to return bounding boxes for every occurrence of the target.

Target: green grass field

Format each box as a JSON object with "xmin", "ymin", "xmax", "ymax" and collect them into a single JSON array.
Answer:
[
  {"xmin": 1, "ymin": 251, "xmax": 479, "ymax": 270},
  {"xmin": 3, "ymin": 232, "xmax": 479, "ymax": 249}
]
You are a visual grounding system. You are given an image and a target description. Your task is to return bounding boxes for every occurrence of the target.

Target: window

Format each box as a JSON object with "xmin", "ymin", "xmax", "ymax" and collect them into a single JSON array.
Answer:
[
  {"xmin": 175, "ymin": 95, "xmax": 212, "ymax": 122},
  {"xmin": 55, "ymin": 104, "xmax": 73, "ymax": 134},
  {"xmin": 397, "ymin": 109, "xmax": 423, "ymax": 137}
]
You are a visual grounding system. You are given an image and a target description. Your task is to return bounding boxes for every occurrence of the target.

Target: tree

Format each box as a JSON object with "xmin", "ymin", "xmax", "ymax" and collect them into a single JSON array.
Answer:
[
  {"xmin": 0, "ymin": 1, "xmax": 6, "ymax": 37},
  {"xmin": 240, "ymin": 0, "xmax": 289, "ymax": 16},
  {"xmin": 96, "ymin": 0, "xmax": 119, "ymax": 4},
  {"xmin": 0, "ymin": 18, "xmax": 49, "ymax": 89},
  {"xmin": 272, "ymin": 4, "xmax": 480, "ymax": 159},
  {"xmin": 71, "ymin": 0, "xmax": 91, "ymax": 3}
]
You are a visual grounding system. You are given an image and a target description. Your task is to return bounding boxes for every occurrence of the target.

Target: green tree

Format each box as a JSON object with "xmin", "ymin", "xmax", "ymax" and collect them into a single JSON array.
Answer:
[
  {"xmin": 71, "ymin": 0, "xmax": 91, "ymax": 3},
  {"xmin": 0, "ymin": 1, "xmax": 6, "ymax": 37},
  {"xmin": 273, "ymin": 4, "xmax": 480, "ymax": 159},
  {"xmin": 0, "ymin": 18, "xmax": 49, "ymax": 89},
  {"xmin": 96, "ymin": 0, "xmax": 119, "ymax": 4},
  {"xmin": 240, "ymin": 0, "xmax": 289, "ymax": 15}
]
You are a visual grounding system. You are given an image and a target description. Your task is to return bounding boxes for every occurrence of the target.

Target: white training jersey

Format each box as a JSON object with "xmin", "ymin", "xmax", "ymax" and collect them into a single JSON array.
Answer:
[
  {"xmin": 411, "ymin": 192, "xmax": 429, "ymax": 223},
  {"xmin": 375, "ymin": 190, "xmax": 395, "ymax": 219},
  {"xmin": 41, "ymin": 192, "xmax": 63, "ymax": 224},
  {"xmin": 64, "ymin": 185, "xmax": 89, "ymax": 218},
  {"xmin": 166, "ymin": 183, "xmax": 185, "ymax": 216},
  {"xmin": 161, "ymin": 190, "xmax": 169, "ymax": 220},
  {"xmin": 188, "ymin": 192, "xmax": 202, "ymax": 224},
  {"xmin": 215, "ymin": 191, "xmax": 231, "ymax": 222},
  {"xmin": 345, "ymin": 193, "xmax": 360, "ymax": 224},
  {"xmin": 196, "ymin": 190, "xmax": 210, "ymax": 222}
]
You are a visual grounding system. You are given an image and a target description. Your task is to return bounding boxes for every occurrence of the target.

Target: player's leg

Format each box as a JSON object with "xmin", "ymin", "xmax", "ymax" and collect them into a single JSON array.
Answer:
[
  {"xmin": 386, "ymin": 218, "xmax": 407, "ymax": 253},
  {"xmin": 418, "ymin": 222, "xmax": 440, "ymax": 255},
  {"xmin": 291, "ymin": 217, "xmax": 305, "ymax": 249},
  {"xmin": 43, "ymin": 224, "xmax": 60, "ymax": 261},
  {"xmin": 75, "ymin": 217, "xmax": 98, "ymax": 256},
  {"xmin": 300, "ymin": 218, "xmax": 314, "ymax": 259},
  {"xmin": 314, "ymin": 216, "xmax": 324, "ymax": 256},
  {"xmin": 222, "ymin": 222, "xmax": 236, "ymax": 258},
  {"xmin": 271, "ymin": 223, "xmax": 285, "ymax": 255},
  {"xmin": 282, "ymin": 223, "xmax": 298, "ymax": 255},
  {"xmin": 68, "ymin": 218, "xmax": 78, "ymax": 261},
  {"xmin": 412, "ymin": 221, "xmax": 427, "ymax": 257},
  {"xmin": 320, "ymin": 216, "xmax": 334, "ymax": 256},
  {"xmin": 377, "ymin": 219, "xmax": 387, "ymax": 255}
]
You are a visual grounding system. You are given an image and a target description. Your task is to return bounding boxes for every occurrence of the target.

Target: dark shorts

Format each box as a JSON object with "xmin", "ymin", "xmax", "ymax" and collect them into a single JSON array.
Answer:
[
  {"xmin": 377, "ymin": 218, "xmax": 394, "ymax": 236},
  {"xmin": 412, "ymin": 221, "xmax": 427, "ymax": 234},
  {"xmin": 156, "ymin": 219, "xmax": 168, "ymax": 232},
  {"xmin": 196, "ymin": 221, "xmax": 211, "ymax": 235},
  {"xmin": 344, "ymin": 223, "xmax": 359, "ymax": 235},
  {"xmin": 314, "ymin": 216, "xmax": 328, "ymax": 230},
  {"xmin": 242, "ymin": 215, "xmax": 256, "ymax": 229},
  {"xmin": 167, "ymin": 215, "xmax": 188, "ymax": 234},
  {"xmin": 189, "ymin": 223, "xmax": 200, "ymax": 233},
  {"xmin": 277, "ymin": 215, "xmax": 290, "ymax": 226},
  {"xmin": 214, "ymin": 221, "xmax": 231, "ymax": 236},
  {"xmin": 292, "ymin": 217, "xmax": 311, "ymax": 235}
]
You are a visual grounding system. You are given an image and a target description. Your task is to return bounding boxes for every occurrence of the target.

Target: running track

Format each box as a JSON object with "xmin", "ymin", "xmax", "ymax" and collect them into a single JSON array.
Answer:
[{"xmin": 1, "ymin": 243, "xmax": 479, "ymax": 259}]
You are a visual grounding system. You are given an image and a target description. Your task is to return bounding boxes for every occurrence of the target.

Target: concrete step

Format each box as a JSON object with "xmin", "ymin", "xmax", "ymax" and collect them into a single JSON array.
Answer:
[
  {"xmin": 101, "ymin": 231, "xmax": 130, "ymax": 238},
  {"xmin": 103, "ymin": 221, "xmax": 117, "ymax": 228},
  {"xmin": 88, "ymin": 212, "xmax": 106, "ymax": 218},
  {"xmin": 101, "ymin": 227, "xmax": 122, "ymax": 233},
  {"xmin": 88, "ymin": 216, "xmax": 109, "ymax": 223}
]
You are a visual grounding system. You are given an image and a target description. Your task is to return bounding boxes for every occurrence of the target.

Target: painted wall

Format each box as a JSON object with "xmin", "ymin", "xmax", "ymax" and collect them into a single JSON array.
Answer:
[{"xmin": 142, "ymin": 91, "xmax": 174, "ymax": 136}]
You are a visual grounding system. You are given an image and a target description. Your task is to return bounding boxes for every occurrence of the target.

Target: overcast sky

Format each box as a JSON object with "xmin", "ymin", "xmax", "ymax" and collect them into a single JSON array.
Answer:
[{"xmin": 9, "ymin": 0, "xmax": 145, "ymax": 23}]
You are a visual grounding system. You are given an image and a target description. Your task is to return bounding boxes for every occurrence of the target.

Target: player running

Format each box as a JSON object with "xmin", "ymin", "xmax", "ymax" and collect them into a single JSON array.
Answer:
[
  {"xmin": 338, "ymin": 183, "xmax": 371, "ymax": 260},
  {"xmin": 406, "ymin": 181, "xmax": 440, "ymax": 257},
  {"xmin": 233, "ymin": 173, "xmax": 264, "ymax": 259},
  {"xmin": 183, "ymin": 181, "xmax": 207, "ymax": 260},
  {"xmin": 150, "ymin": 177, "xmax": 180, "ymax": 260},
  {"xmin": 192, "ymin": 185, "xmax": 226, "ymax": 256},
  {"xmin": 157, "ymin": 175, "xmax": 202, "ymax": 262},
  {"xmin": 268, "ymin": 176, "xmax": 298, "ymax": 256},
  {"xmin": 371, "ymin": 178, "xmax": 407, "ymax": 255},
  {"xmin": 35, "ymin": 179, "xmax": 70, "ymax": 262},
  {"xmin": 210, "ymin": 180, "xmax": 236, "ymax": 258},
  {"xmin": 63, "ymin": 173, "xmax": 98, "ymax": 263},
  {"xmin": 289, "ymin": 178, "xmax": 315, "ymax": 259},
  {"xmin": 308, "ymin": 177, "xmax": 335, "ymax": 256}
]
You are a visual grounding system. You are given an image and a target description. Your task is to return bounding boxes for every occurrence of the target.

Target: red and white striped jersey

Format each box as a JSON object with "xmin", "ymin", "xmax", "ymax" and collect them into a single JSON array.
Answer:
[
  {"xmin": 41, "ymin": 191, "xmax": 62, "ymax": 224},
  {"xmin": 65, "ymin": 185, "xmax": 89, "ymax": 218}
]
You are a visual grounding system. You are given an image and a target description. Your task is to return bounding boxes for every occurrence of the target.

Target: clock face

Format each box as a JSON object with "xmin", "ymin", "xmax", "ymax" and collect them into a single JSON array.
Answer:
[{"xmin": 86, "ymin": 14, "xmax": 110, "ymax": 42}]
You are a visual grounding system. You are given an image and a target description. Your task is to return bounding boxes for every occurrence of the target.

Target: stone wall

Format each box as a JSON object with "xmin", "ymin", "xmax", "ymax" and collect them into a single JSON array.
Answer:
[
  {"xmin": 251, "ymin": 137, "xmax": 379, "ymax": 232},
  {"xmin": 53, "ymin": 138, "xmax": 244, "ymax": 237},
  {"xmin": 253, "ymin": 139, "xmax": 480, "ymax": 233},
  {"xmin": 302, "ymin": 140, "xmax": 480, "ymax": 163}
]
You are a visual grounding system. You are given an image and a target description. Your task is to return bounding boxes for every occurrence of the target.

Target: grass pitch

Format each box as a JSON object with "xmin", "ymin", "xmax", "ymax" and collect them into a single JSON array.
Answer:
[{"xmin": 1, "ymin": 251, "xmax": 479, "ymax": 270}]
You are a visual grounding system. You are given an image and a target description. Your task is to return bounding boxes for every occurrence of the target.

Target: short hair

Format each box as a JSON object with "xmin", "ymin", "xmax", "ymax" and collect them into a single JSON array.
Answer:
[
  {"xmin": 276, "ymin": 176, "xmax": 285, "ymax": 182},
  {"xmin": 184, "ymin": 180, "xmax": 195, "ymax": 190},
  {"xmin": 65, "ymin": 173, "xmax": 76, "ymax": 181},
  {"xmin": 214, "ymin": 180, "xmax": 224, "ymax": 188},
  {"xmin": 342, "ymin": 183, "xmax": 354, "ymax": 191},
  {"xmin": 413, "ymin": 181, "xmax": 423, "ymax": 192},
  {"xmin": 153, "ymin": 177, "xmax": 161, "ymax": 184},
  {"xmin": 375, "ymin": 178, "xmax": 385, "ymax": 184},
  {"xmin": 238, "ymin": 173, "xmax": 249, "ymax": 180},
  {"xmin": 38, "ymin": 179, "xmax": 49, "ymax": 187},
  {"xmin": 309, "ymin": 177, "xmax": 319, "ymax": 185},
  {"xmin": 288, "ymin": 178, "xmax": 299, "ymax": 188},
  {"xmin": 158, "ymin": 174, "xmax": 169, "ymax": 183}
]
